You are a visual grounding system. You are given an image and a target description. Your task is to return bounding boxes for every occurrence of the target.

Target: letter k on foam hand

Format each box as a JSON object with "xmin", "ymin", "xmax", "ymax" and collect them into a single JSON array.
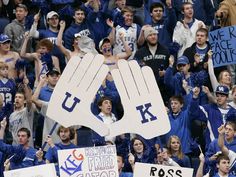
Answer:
[{"xmin": 46, "ymin": 53, "xmax": 170, "ymax": 139}]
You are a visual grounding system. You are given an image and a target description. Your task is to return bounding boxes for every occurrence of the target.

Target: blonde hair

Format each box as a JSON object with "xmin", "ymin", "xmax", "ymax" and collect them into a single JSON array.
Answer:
[
  {"xmin": 0, "ymin": 62, "xmax": 8, "ymax": 69},
  {"xmin": 167, "ymin": 135, "xmax": 184, "ymax": 159}
]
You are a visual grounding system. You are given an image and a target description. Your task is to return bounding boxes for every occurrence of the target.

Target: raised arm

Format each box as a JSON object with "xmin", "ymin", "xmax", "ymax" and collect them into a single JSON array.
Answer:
[
  {"xmin": 196, "ymin": 153, "xmax": 205, "ymax": 177},
  {"xmin": 218, "ymin": 125, "xmax": 229, "ymax": 155},
  {"xmin": 23, "ymin": 76, "xmax": 33, "ymax": 111},
  {"xmin": 0, "ymin": 118, "xmax": 6, "ymax": 139},
  {"xmin": 32, "ymin": 75, "xmax": 47, "ymax": 109},
  {"xmin": 20, "ymin": 32, "xmax": 37, "ymax": 61},
  {"xmin": 57, "ymin": 21, "xmax": 71, "ymax": 60},
  {"xmin": 107, "ymin": 19, "xmax": 115, "ymax": 45},
  {"xmin": 29, "ymin": 12, "xmax": 40, "ymax": 38},
  {"xmin": 208, "ymin": 50, "xmax": 219, "ymax": 91}
]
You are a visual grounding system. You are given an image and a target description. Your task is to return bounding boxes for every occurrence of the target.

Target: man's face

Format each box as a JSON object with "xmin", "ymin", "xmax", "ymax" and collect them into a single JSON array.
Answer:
[
  {"xmin": 123, "ymin": 12, "xmax": 133, "ymax": 26},
  {"xmin": 0, "ymin": 41, "xmax": 11, "ymax": 52},
  {"xmin": 216, "ymin": 94, "xmax": 227, "ymax": 106},
  {"xmin": 183, "ymin": 4, "xmax": 193, "ymax": 19},
  {"xmin": 151, "ymin": 7, "xmax": 164, "ymax": 22},
  {"xmin": 115, "ymin": 0, "xmax": 126, "ymax": 9},
  {"xmin": 101, "ymin": 42, "xmax": 112, "ymax": 55},
  {"xmin": 0, "ymin": 67, "xmax": 8, "ymax": 78},
  {"xmin": 170, "ymin": 100, "xmax": 182, "ymax": 113},
  {"xmin": 17, "ymin": 131, "xmax": 29, "ymax": 145},
  {"xmin": 217, "ymin": 159, "xmax": 230, "ymax": 174},
  {"xmin": 38, "ymin": 46, "xmax": 49, "ymax": 55},
  {"xmin": 47, "ymin": 15, "xmax": 59, "ymax": 28},
  {"xmin": 99, "ymin": 99, "xmax": 112, "ymax": 115},
  {"xmin": 74, "ymin": 10, "xmax": 85, "ymax": 24},
  {"xmin": 59, "ymin": 128, "xmax": 71, "ymax": 143},
  {"xmin": 196, "ymin": 31, "xmax": 207, "ymax": 46},
  {"xmin": 15, "ymin": 7, "xmax": 28, "ymax": 22},
  {"xmin": 225, "ymin": 124, "xmax": 235, "ymax": 141},
  {"xmin": 14, "ymin": 93, "xmax": 25, "ymax": 109},
  {"xmin": 47, "ymin": 74, "xmax": 60, "ymax": 87},
  {"xmin": 177, "ymin": 63, "xmax": 190, "ymax": 74},
  {"xmin": 146, "ymin": 33, "xmax": 158, "ymax": 46}
]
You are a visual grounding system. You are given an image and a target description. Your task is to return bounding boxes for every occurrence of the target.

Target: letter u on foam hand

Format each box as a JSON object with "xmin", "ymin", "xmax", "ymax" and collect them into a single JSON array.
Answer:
[
  {"xmin": 109, "ymin": 60, "xmax": 171, "ymax": 139},
  {"xmin": 46, "ymin": 53, "xmax": 110, "ymax": 136}
]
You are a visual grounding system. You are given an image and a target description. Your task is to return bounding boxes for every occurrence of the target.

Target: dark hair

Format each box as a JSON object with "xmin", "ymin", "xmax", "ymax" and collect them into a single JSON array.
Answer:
[
  {"xmin": 57, "ymin": 126, "xmax": 75, "ymax": 140},
  {"xmin": 97, "ymin": 96, "xmax": 112, "ymax": 107},
  {"xmin": 150, "ymin": 2, "xmax": 164, "ymax": 13},
  {"xmin": 130, "ymin": 137, "xmax": 146, "ymax": 154},
  {"xmin": 181, "ymin": 2, "xmax": 193, "ymax": 12},
  {"xmin": 170, "ymin": 95, "xmax": 184, "ymax": 105},
  {"xmin": 216, "ymin": 154, "xmax": 230, "ymax": 164},
  {"xmin": 15, "ymin": 90, "xmax": 26, "ymax": 100},
  {"xmin": 117, "ymin": 154, "xmax": 125, "ymax": 163},
  {"xmin": 196, "ymin": 27, "xmax": 209, "ymax": 37},
  {"xmin": 18, "ymin": 127, "xmax": 31, "ymax": 138}
]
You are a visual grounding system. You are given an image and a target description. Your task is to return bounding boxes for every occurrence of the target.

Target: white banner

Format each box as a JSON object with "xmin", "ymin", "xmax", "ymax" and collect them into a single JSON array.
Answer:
[
  {"xmin": 133, "ymin": 162, "xmax": 194, "ymax": 177},
  {"xmin": 4, "ymin": 163, "xmax": 57, "ymax": 177},
  {"xmin": 58, "ymin": 145, "xmax": 118, "ymax": 177}
]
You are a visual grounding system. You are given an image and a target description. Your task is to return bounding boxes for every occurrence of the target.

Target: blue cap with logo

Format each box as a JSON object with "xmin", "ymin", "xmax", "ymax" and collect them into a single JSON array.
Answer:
[
  {"xmin": 0, "ymin": 34, "xmax": 11, "ymax": 44},
  {"xmin": 215, "ymin": 85, "xmax": 229, "ymax": 95},
  {"xmin": 177, "ymin": 56, "xmax": 189, "ymax": 65}
]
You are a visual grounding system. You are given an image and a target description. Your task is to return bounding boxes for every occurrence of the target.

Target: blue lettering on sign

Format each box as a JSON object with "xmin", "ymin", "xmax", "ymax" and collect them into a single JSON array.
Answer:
[
  {"xmin": 136, "ymin": 103, "xmax": 157, "ymax": 123},
  {"xmin": 60, "ymin": 155, "xmax": 83, "ymax": 175},
  {"xmin": 62, "ymin": 92, "xmax": 80, "ymax": 112}
]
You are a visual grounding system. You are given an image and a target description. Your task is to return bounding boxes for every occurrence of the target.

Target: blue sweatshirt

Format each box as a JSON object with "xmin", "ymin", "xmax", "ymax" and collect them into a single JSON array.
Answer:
[
  {"xmin": 205, "ymin": 137, "xmax": 236, "ymax": 176},
  {"xmin": 189, "ymin": 97, "xmax": 235, "ymax": 150}
]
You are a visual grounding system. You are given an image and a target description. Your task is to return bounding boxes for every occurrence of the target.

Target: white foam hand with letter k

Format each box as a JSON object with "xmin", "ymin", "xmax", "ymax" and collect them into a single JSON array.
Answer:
[
  {"xmin": 46, "ymin": 53, "xmax": 109, "ymax": 136},
  {"xmin": 109, "ymin": 60, "xmax": 170, "ymax": 139}
]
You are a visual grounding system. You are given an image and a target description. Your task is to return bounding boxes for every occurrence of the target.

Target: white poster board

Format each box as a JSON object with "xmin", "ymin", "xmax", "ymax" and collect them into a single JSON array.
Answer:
[
  {"xmin": 58, "ymin": 145, "xmax": 118, "ymax": 177},
  {"xmin": 133, "ymin": 162, "xmax": 194, "ymax": 177},
  {"xmin": 4, "ymin": 163, "xmax": 57, "ymax": 177}
]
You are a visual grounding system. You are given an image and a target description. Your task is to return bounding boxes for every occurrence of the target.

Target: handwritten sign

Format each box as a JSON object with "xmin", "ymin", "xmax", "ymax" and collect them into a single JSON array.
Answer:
[
  {"xmin": 58, "ymin": 145, "xmax": 118, "ymax": 177},
  {"xmin": 4, "ymin": 164, "xmax": 57, "ymax": 177},
  {"xmin": 209, "ymin": 25, "xmax": 236, "ymax": 67},
  {"xmin": 133, "ymin": 162, "xmax": 193, "ymax": 177}
]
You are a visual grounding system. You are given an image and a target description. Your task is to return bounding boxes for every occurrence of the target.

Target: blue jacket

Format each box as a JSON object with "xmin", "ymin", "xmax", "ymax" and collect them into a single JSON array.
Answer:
[
  {"xmin": 189, "ymin": 97, "xmax": 235, "ymax": 149},
  {"xmin": 172, "ymin": 155, "xmax": 191, "ymax": 167},
  {"xmin": 162, "ymin": 109, "xmax": 192, "ymax": 154},
  {"xmin": 205, "ymin": 138, "xmax": 236, "ymax": 176},
  {"xmin": 0, "ymin": 140, "xmax": 41, "ymax": 170},
  {"xmin": 120, "ymin": 172, "xmax": 133, "ymax": 177},
  {"xmin": 213, "ymin": 173, "xmax": 236, "ymax": 177},
  {"xmin": 63, "ymin": 22, "xmax": 93, "ymax": 51},
  {"xmin": 149, "ymin": 8, "xmax": 177, "ymax": 48}
]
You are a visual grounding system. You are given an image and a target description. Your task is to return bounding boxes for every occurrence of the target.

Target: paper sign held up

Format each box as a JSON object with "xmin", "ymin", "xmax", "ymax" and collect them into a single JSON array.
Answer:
[{"xmin": 58, "ymin": 145, "xmax": 118, "ymax": 177}]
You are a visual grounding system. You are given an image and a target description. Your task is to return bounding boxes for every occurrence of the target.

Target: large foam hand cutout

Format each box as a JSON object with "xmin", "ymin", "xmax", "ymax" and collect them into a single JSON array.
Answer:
[
  {"xmin": 46, "ymin": 53, "xmax": 109, "ymax": 136},
  {"xmin": 109, "ymin": 60, "xmax": 170, "ymax": 139}
]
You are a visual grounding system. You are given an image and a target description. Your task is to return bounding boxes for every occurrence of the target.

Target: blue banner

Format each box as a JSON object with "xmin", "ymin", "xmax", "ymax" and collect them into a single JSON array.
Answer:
[{"xmin": 209, "ymin": 25, "xmax": 236, "ymax": 67}]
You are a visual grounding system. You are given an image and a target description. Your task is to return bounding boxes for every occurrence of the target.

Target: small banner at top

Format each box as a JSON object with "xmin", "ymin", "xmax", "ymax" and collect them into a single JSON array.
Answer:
[
  {"xmin": 209, "ymin": 25, "xmax": 236, "ymax": 67},
  {"xmin": 133, "ymin": 162, "xmax": 194, "ymax": 177},
  {"xmin": 4, "ymin": 163, "xmax": 57, "ymax": 177},
  {"xmin": 58, "ymin": 145, "xmax": 118, "ymax": 177}
]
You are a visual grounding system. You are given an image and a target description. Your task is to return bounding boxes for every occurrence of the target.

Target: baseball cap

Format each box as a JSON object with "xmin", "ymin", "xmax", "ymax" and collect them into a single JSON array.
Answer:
[
  {"xmin": 177, "ymin": 56, "xmax": 189, "ymax": 65},
  {"xmin": 99, "ymin": 38, "xmax": 110, "ymax": 51},
  {"xmin": 46, "ymin": 11, "xmax": 59, "ymax": 19},
  {"xmin": 0, "ymin": 34, "xmax": 11, "ymax": 44},
  {"xmin": 215, "ymin": 85, "xmax": 229, "ymax": 95},
  {"xmin": 144, "ymin": 26, "xmax": 158, "ymax": 39},
  {"xmin": 46, "ymin": 68, "xmax": 60, "ymax": 76}
]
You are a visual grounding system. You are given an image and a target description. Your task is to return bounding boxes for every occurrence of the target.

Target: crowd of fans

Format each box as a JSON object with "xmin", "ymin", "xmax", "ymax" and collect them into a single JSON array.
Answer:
[{"xmin": 0, "ymin": 0, "xmax": 236, "ymax": 176}]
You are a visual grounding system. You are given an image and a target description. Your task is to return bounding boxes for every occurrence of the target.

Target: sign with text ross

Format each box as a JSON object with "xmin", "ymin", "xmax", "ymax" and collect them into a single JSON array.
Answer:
[
  {"xmin": 133, "ymin": 162, "xmax": 193, "ymax": 177},
  {"xmin": 4, "ymin": 163, "xmax": 57, "ymax": 177},
  {"xmin": 58, "ymin": 145, "xmax": 118, "ymax": 177},
  {"xmin": 209, "ymin": 25, "xmax": 236, "ymax": 67}
]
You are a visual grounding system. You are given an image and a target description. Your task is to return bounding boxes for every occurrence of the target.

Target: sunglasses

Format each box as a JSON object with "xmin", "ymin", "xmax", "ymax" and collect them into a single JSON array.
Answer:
[{"xmin": 178, "ymin": 64, "xmax": 187, "ymax": 67}]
